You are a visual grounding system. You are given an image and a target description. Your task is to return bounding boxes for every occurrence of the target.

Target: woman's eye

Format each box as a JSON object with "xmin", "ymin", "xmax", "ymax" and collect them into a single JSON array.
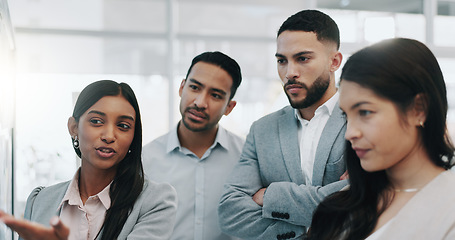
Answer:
[
  {"xmin": 90, "ymin": 119, "xmax": 103, "ymax": 124},
  {"xmin": 359, "ymin": 110, "xmax": 372, "ymax": 116},
  {"xmin": 118, "ymin": 123, "xmax": 131, "ymax": 130}
]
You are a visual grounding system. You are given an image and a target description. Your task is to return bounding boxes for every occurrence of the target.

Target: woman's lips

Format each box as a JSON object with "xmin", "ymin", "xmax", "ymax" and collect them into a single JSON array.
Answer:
[
  {"xmin": 96, "ymin": 147, "xmax": 116, "ymax": 158},
  {"xmin": 353, "ymin": 148, "xmax": 369, "ymax": 159}
]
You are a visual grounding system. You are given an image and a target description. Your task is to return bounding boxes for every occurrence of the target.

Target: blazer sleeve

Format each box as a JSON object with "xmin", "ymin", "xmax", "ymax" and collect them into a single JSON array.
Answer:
[
  {"xmin": 20, "ymin": 186, "xmax": 45, "ymax": 240},
  {"xmin": 262, "ymin": 179, "xmax": 347, "ymax": 226},
  {"xmin": 120, "ymin": 181, "xmax": 177, "ymax": 240},
  {"xmin": 218, "ymin": 125, "xmax": 306, "ymax": 240},
  {"xmin": 218, "ymin": 110, "xmax": 347, "ymax": 239},
  {"xmin": 23, "ymin": 186, "xmax": 45, "ymax": 220}
]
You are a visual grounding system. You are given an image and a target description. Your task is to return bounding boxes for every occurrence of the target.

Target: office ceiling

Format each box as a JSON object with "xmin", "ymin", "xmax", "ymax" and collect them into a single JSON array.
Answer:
[
  {"xmin": 179, "ymin": 0, "xmax": 454, "ymax": 16},
  {"xmin": 317, "ymin": 0, "xmax": 455, "ymax": 15},
  {"xmin": 317, "ymin": 0, "xmax": 424, "ymax": 13}
]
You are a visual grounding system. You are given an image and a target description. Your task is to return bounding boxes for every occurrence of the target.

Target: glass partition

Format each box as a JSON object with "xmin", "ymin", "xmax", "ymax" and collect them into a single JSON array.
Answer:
[{"xmin": 5, "ymin": 2, "xmax": 455, "ymax": 238}]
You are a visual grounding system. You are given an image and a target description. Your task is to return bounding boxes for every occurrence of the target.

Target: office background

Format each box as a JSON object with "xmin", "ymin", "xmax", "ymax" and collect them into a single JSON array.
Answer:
[{"xmin": 1, "ymin": 0, "xmax": 455, "ymax": 239}]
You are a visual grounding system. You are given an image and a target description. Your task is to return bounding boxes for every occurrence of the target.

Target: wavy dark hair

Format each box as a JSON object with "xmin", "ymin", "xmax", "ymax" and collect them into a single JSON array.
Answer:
[
  {"xmin": 306, "ymin": 38, "xmax": 455, "ymax": 239},
  {"xmin": 71, "ymin": 80, "xmax": 144, "ymax": 240}
]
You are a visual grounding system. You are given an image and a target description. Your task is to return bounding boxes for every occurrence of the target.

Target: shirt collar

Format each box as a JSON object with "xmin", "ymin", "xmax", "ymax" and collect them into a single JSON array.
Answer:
[
  {"xmin": 58, "ymin": 168, "xmax": 111, "ymax": 210},
  {"xmin": 96, "ymin": 183, "xmax": 111, "ymax": 209},
  {"xmin": 166, "ymin": 124, "xmax": 181, "ymax": 153},
  {"xmin": 166, "ymin": 123, "xmax": 229, "ymax": 153},
  {"xmin": 59, "ymin": 170, "xmax": 82, "ymax": 210},
  {"xmin": 294, "ymin": 91, "xmax": 339, "ymax": 121}
]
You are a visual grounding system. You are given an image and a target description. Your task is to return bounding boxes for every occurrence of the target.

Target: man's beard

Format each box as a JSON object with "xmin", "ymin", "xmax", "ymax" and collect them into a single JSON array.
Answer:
[
  {"xmin": 181, "ymin": 107, "xmax": 215, "ymax": 132},
  {"xmin": 284, "ymin": 74, "xmax": 330, "ymax": 109}
]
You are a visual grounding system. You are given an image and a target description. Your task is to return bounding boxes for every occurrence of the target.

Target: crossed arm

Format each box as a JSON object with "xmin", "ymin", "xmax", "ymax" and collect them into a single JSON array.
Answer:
[{"xmin": 218, "ymin": 127, "xmax": 347, "ymax": 239}]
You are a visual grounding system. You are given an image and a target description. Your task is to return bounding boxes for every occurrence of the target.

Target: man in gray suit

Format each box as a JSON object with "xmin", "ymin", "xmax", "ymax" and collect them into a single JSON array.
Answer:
[{"xmin": 218, "ymin": 10, "xmax": 347, "ymax": 239}]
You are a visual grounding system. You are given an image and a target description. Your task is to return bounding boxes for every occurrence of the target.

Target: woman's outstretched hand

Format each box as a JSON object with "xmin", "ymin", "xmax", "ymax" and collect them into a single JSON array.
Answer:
[{"xmin": 0, "ymin": 210, "xmax": 69, "ymax": 240}]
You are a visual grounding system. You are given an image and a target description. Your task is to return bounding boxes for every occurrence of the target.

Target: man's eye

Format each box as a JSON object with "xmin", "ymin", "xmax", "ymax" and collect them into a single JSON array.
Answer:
[
  {"xmin": 298, "ymin": 57, "xmax": 308, "ymax": 62},
  {"xmin": 212, "ymin": 94, "xmax": 222, "ymax": 99}
]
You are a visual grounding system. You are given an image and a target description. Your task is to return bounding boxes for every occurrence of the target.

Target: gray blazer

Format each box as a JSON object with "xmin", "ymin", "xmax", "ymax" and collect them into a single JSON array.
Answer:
[
  {"xmin": 22, "ymin": 179, "xmax": 177, "ymax": 240},
  {"xmin": 219, "ymin": 105, "xmax": 348, "ymax": 240}
]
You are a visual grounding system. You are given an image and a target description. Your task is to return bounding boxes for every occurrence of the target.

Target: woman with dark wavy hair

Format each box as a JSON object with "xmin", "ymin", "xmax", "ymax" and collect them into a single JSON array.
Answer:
[
  {"xmin": 306, "ymin": 38, "xmax": 455, "ymax": 239},
  {"xmin": 0, "ymin": 80, "xmax": 177, "ymax": 240}
]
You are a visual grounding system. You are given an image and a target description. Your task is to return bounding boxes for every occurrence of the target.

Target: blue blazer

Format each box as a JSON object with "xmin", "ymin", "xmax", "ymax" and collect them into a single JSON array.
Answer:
[
  {"xmin": 219, "ymin": 105, "xmax": 348, "ymax": 239},
  {"xmin": 22, "ymin": 179, "xmax": 177, "ymax": 240}
]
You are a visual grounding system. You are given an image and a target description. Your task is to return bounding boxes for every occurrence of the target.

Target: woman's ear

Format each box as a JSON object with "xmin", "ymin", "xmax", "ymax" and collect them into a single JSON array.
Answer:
[
  {"xmin": 412, "ymin": 93, "xmax": 428, "ymax": 126},
  {"xmin": 67, "ymin": 117, "xmax": 78, "ymax": 137}
]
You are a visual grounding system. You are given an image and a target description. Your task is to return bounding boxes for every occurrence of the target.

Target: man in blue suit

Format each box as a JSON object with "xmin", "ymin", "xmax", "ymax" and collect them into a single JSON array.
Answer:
[{"xmin": 218, "ymin": 10, "xmax": 347, "ymax": 239}]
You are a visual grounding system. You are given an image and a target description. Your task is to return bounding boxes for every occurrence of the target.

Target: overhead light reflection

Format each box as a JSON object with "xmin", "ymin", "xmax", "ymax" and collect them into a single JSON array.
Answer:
[{"xmin": 340, "ymin": 0, "xmax": 350, "ymax": 7}]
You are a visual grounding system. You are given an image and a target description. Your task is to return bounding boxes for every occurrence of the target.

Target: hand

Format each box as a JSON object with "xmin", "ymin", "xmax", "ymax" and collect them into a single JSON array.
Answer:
[
  {"xmin": 252, "ymin": 188, "xmax": 266, "ymax": 206},
  {"xmin": 0, "ymin": 210, "xmax": 69, "ymax": 240},
  {"xmin": 340, "ymin": 170, "xmax": 349, "ymax": 180}
]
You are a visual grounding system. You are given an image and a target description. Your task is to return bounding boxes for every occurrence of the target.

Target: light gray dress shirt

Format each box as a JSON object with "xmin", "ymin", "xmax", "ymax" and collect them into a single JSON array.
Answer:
[{"xmin": 142, "ymin": 124, "xmax": 245, "ymax": 240}]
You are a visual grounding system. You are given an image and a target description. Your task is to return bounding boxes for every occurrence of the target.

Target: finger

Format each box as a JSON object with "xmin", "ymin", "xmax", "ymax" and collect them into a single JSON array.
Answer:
[
  {"xmin": 1, "ymin": 214, "xmax": 47, "ymax": 239},
  {"xmin": 0, "ymin": 209, "xmax": 7, "ymax": 218},
  {"xmin": 340, "ymin": 171, "xmax": 349, "ymax": 180},
  {"xmin": 50, "ymin": 216, "xmax": 69, "ymax": 240}
]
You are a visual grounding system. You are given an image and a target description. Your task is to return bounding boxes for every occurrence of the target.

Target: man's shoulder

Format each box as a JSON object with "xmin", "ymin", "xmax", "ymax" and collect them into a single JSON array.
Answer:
[
  {"xmin": 143, "ymin": 131, "xmax": 172, "ymax": 151},
  {"xmin": 253, "ymin": 105, "xmax": 293, "ymax": 125},
  {"xmin": 220, "ymin": 126, "xmax": 244, "ymax": 141},
  {"xmin": 218, "ymin": 127, "xmax": 246, "ymax": 152}
]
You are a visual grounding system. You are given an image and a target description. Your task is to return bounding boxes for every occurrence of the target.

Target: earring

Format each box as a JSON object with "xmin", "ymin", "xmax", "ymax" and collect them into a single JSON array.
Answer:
[
  {"xmin": 73, "ymin": 136, "xmax": 80, "ymax": 149},
  {"xmin": 128, "ymin": 150, "xmax": 132, "ymax": 154},
  {"xmin": 419, "ymin": 121, "xmax": 425, "ymax": 128}
]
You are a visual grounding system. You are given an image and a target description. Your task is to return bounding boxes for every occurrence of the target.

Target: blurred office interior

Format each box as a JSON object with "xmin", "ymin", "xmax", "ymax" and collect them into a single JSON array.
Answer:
[{"xmin": 1, "ymin": 0, "xmax": 455, "ymax": 239}]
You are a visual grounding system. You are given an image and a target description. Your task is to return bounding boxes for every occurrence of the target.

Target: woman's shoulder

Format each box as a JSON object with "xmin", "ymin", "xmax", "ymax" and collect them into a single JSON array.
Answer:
[
  {"xmin": 438, "ymin": 170, "xmax": 455, "ymax": 192},
  {"xmin": 130, "ymin": 179, "xmax": 177, "ymax": 216},
  {"xmin": 434, "ymin": 170, "xmax": 455, "ymax": 188},
  {"xmin": 28, "ymin": 181, "xmax": 70, "ymax": 202}
]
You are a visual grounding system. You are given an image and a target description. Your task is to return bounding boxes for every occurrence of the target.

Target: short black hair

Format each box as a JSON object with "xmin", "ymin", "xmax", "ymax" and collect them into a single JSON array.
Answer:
[
  {"xmin": 278, "ymin": 9, "xmax": 340, "ymax": 50},
  {"xmin": 185, "ymin": 51, "xmax": 242, "ymax": 100}
]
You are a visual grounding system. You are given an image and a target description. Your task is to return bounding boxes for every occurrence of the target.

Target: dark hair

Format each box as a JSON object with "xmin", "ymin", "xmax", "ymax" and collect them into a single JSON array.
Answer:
[
  {"xmin": 71, "ymin": 80, "xmax": 144, "ymax": 240},
  {"xmin": 306, "ymin": 38, "xmax": 455, "ymax": 239},
  {"xmin": 277, "ymin": 9, "xmax": 340, "ymax": 50},
  {"xmin": 185, "ymin": 51, "xmax": 242, "ymax": 100}
]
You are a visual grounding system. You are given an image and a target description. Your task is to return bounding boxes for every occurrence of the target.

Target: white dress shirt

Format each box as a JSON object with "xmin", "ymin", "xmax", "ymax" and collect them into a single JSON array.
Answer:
[
  {"xmin": 295, "ymin": 92, "xmax": 339, "ymax": 185},
  {"xmin": 142, "ymin": 125, "xmax": 245, "ymax": 240},
  {"xmin": 58, "ymin": 169, "xmax": 111, "ymax": 240}
]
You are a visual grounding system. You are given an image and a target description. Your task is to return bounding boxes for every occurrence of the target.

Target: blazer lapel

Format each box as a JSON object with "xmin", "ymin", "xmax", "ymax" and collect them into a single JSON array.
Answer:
[
  {"xmin": 312, "ymin": 103, "xmax": 346, "ymax": 185},
  {"xmin": 278, "ymin": 107, "xmax": 305, "ymax": 184}
]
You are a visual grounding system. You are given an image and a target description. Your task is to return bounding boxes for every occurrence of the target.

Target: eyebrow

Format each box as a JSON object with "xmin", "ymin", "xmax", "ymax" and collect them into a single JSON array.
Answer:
[
  {"xmin": 88, "ymin": 110, "xmax": 135, "ymax": 122},
  {"xmin": 188, "ymin": 78, "xmax": 227, "ymax": 97},
  {"xmin": 350, "ymin": 101, "xmax": 371, "ymax": 110},
  {"xmin": 275, "ymin": 51, "xmax": 314, "ymax": 59}
]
